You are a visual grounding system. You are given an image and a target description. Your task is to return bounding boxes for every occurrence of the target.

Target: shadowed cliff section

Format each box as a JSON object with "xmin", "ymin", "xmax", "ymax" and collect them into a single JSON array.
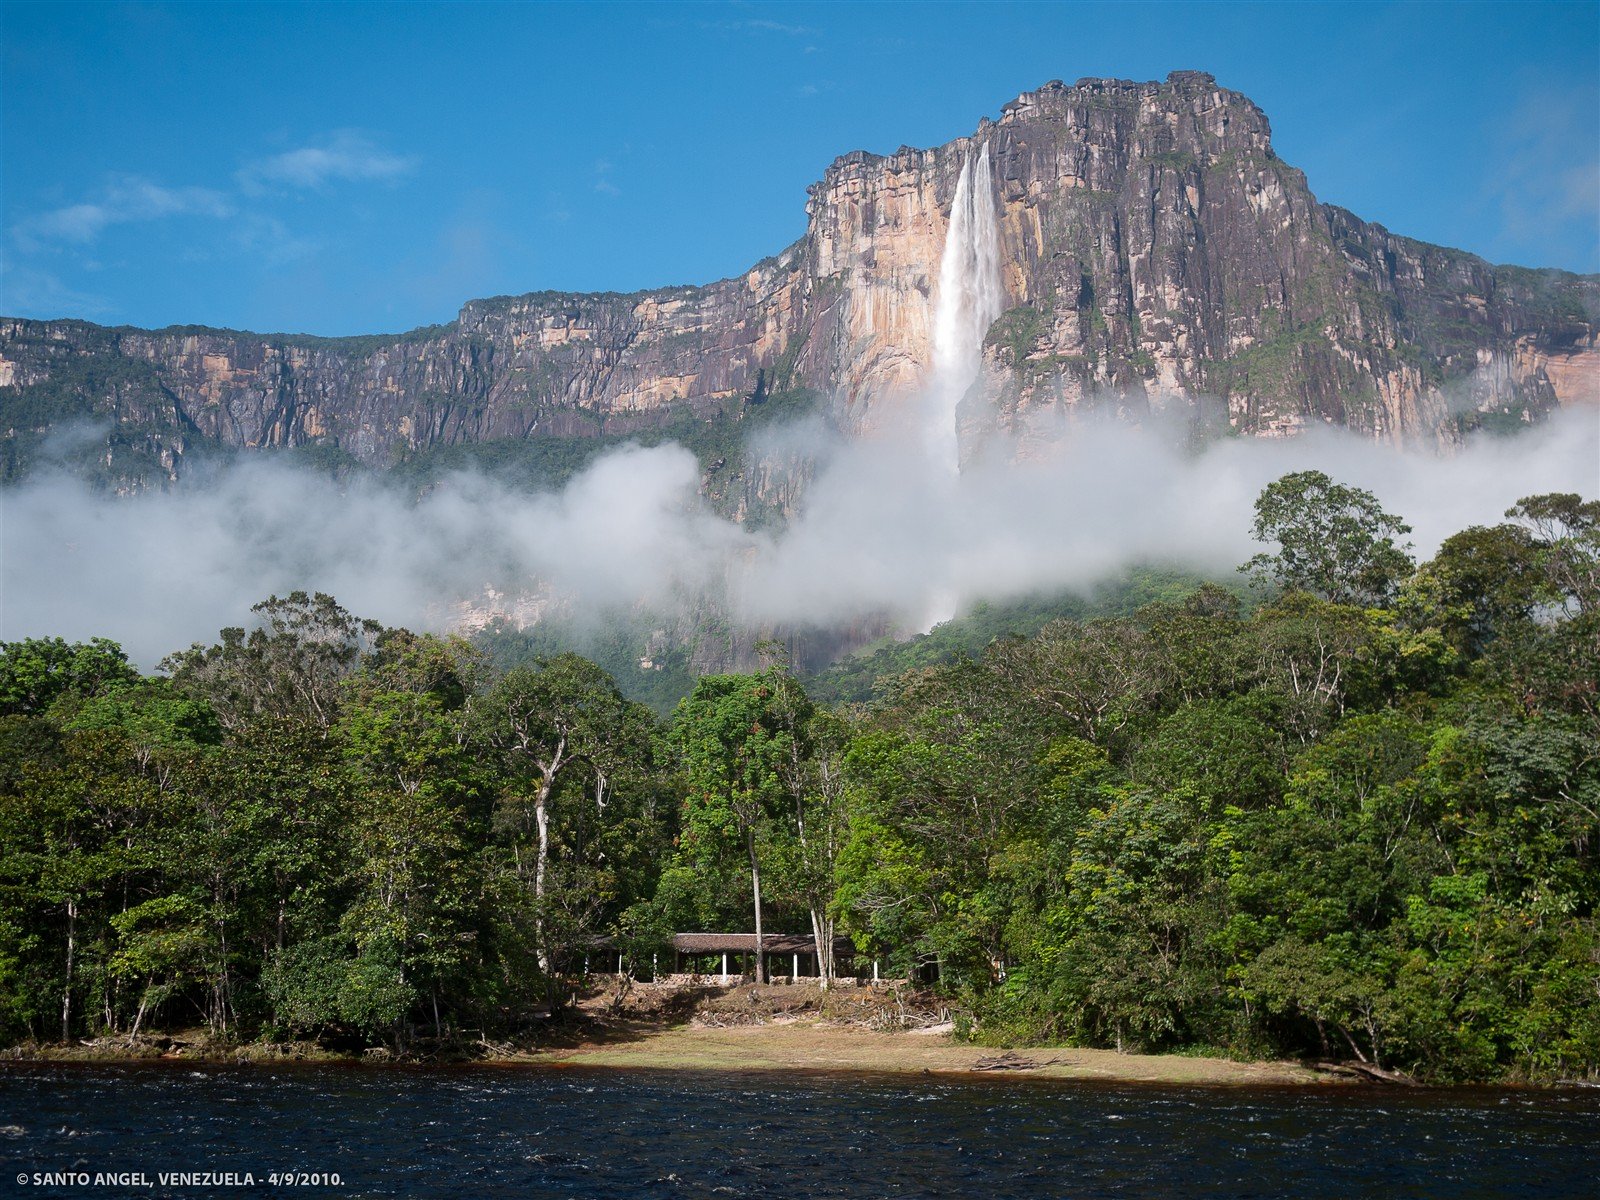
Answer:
[{"xmin": 3, "ymin": 71, "xmax": 1596, "ymax": 489}]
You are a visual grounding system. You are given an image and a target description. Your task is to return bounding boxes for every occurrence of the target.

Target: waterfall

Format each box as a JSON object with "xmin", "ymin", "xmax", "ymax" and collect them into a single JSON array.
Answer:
[{"xmin": 928, "ymin": 142, "xmax": 1003, "ymax": 471}]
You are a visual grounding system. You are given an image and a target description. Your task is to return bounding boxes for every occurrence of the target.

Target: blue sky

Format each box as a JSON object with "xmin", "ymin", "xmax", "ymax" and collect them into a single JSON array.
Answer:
[{"xmin": 4, "ymin": 0, "xmax": 1596, "ymax": 336}]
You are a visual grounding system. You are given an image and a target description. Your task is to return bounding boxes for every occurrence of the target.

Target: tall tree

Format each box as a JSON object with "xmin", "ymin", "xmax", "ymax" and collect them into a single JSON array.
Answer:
[
  {"xmin": 479, "ymin": 653, "xmax": 652, "ymax": 972},
  {"xmin": 1244, "ymin": 470, "xmax": 1414, "ymax": 606},
  {"xmin": 671, "ymin": 669, "xmax": 804, "ymax": 984},
  {"xmin": 162, "ymin": 592, "xmax": 379, "ymax": 734}
]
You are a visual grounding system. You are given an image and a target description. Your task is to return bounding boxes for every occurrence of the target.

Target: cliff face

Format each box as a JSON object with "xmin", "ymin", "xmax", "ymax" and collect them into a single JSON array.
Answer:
[{"xmin": 3, "ymin": 72, "xmax": 1596, "ymax": 487}]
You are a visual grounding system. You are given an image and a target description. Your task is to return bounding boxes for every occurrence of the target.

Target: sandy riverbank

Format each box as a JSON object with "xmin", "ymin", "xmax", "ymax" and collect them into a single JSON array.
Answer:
[
  {"xmin": 8, "ymin": 1021, "xmax": 1329, "ymax": 1086},
  {"xmin": 530, "ymin": 1019, "xmax": 1329, "ymax": 1086}
]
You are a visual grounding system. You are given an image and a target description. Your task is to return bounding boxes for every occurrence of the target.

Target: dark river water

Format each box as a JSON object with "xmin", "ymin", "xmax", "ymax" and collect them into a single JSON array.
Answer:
[{"xmin": 1, "ymin": 1063, "xmax": 1596, "ymax": 1198}]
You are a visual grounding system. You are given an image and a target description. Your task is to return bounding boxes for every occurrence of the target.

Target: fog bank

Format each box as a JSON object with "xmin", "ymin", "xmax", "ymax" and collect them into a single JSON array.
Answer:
[{"xmin": 3, "ymin": 404, "xmax": 1595, "ymax": 667}]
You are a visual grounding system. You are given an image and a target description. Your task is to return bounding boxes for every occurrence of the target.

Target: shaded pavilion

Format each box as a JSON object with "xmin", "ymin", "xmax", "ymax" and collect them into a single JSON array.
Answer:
[{"xmin": 668, "ymin": 932, "xmax": 858, "ymax": 981}]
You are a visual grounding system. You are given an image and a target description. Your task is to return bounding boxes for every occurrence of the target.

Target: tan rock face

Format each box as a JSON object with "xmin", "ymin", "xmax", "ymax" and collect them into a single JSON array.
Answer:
[
  {"xmin": 1529, "ymin": 336, "xmax": 1600, "ymax": 409},
  {"xmin": 2, "ymin": 73, "xmax": 1596, "ymax": 486}
]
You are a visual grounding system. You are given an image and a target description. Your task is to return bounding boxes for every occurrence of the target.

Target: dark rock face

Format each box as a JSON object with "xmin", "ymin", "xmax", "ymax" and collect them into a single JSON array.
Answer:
[
  {"xmin": 963, "ymin": 76, "xmax": 1597, "ymax": 453},
  {"xmin": 3, "ymin": 72, "xmax": 1595, "ymax": 487}
]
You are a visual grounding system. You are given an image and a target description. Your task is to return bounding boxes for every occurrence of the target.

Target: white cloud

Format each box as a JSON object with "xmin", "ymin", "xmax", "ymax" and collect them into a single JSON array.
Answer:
[
  {"xmin": 9, "ymin": 131, "xmax": 416, "ymax": 271},
  {"xmin": 13, "ymin": 176, "xmax": 233, "ymax": 249},
  {"xmin": 236, "ymin": 132, "xmax": 418, "ymax": 193},
  {"xmin": 229, "ymin": 213, "xmax": 320, "ymax": 265}
]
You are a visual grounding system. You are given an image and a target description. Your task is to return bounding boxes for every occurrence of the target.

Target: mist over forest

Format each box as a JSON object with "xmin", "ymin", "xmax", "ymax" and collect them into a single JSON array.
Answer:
[{"xmin": 5, "ymin": 403, "xmax": 1596, "ymax": 676}]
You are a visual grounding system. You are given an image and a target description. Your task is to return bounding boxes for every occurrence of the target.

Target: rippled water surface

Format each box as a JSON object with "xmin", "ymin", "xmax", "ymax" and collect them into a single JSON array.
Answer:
[{"xmin": 2, "ymin": 1063, "xmax": 1597, "ymax": 1198}]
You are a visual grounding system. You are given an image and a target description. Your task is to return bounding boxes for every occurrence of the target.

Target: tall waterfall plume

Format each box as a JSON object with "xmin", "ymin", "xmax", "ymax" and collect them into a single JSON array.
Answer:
[{"xmin": 928, "ymin": 142, "xmax": 1004, "ymax": 471}]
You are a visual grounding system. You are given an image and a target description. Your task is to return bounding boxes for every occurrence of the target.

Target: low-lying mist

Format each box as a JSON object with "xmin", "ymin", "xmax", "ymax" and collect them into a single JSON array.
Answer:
[{"xmin": 3, "ymin": 402, "xmax": 1596, "ymax": 668}]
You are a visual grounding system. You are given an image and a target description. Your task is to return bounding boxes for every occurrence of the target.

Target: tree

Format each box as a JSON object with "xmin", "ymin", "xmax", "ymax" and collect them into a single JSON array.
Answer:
[
  {"xmin": 835, "ymin": 651, "xmax": 1073, "ymax": 990},
  {"xmin": 1047, "ymin": 783, "xmax": 1232, "ymax": 1052},
  {"xmin": 1404, "ymin": 523, "xmax": 1545, "ymax": 655},
  {"xmin": 479, "ymin": 653, "xmax": 653, "ymax": 973},
  {"xmin": 0, "ymin": 637, "xmax": 139, "ymax": 717},
  {"xmin": 335, "ymin": 635, "xmax": 486, "ymax": 1042},
  {"xmin": 0, "ymin": 725, "xmax": 173, "ymax": 1041},
  {"xmin": 987, "ymin": 620, "xmax": 1164, "ymax": 750},
  {"xmin": 788, "ymin": 706, "xmax": 850, "ymax": 984},
  {"xmin": 1505, "ymin": 492, "xmax": 1600, "ymax": 618},
  {"xmin": 1250, "ymin": 593, "xmax": 1386, "ymax": 742},
  {"xmin": 1244, "ymin": 470, "xmax": 1414, "ymax": 606},
  {"xmin": 162, "ymin": 592, "xmax": 380, "ymax": 734},
  {"xmin": 671, "ymin": 669, "xmax": 804, "ymax": 984}
]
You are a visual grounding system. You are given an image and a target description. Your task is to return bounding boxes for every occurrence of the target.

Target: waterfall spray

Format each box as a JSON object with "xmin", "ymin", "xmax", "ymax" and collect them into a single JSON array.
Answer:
[{"xmin": 929, "ymin": 142, "xmax": 1004, "ymax": 471}]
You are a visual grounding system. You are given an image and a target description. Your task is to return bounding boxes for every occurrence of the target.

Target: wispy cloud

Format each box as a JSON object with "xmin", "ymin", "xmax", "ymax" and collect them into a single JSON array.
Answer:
[
  {"xmin": 10, "ymin": 131, "xmax": 417, "ymax": 271},
  {"xmin": 700, "ymin": 18, "xmax": 818, "ymax": 36},
  {"xmin": 1485, "ymin": 80, "xmax": 1600, "ymax": 268},
  {"xmin": 14, "ymin": 176, "xmax": 233, "ymax": 250},
  {"xmin": 230, "ymin": 213, "xmax": 320, "ymax": 266},
  {"xmin": 5, "ymin": 405, "xmax": 1594, "ymax": 669},
  {"xmin": 738, "ymin": 18, "xmax": 815, "ymax": 35},
  {"xmin": 0, "ymin": 255, "xmax": 111, "ymax": 317},
  {"xmin": 236, "ymin": 132, "xmax": 418, "ymax": 193},
  {"xmin": 591, "ymin": 158, "xmax": 621, "ymax": 197}
]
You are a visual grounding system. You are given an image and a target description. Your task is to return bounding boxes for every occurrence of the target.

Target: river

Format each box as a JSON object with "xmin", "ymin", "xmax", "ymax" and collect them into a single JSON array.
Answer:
[{"xmin": 2, "ymin": 1063, "xmax": 1596, "ymax": 1197}]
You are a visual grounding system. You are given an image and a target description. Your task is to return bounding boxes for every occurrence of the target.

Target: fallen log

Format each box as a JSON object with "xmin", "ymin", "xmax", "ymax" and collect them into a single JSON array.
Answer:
[{"xmin": 1312, "ymin": 1060, "xmax": 1420, "ymax": 1086}]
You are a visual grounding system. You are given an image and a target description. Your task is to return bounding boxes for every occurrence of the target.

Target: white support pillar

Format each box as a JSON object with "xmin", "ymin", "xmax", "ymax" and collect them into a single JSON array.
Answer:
[
  {"xmin": 793, "ymin": 952, "xmax": 800, "ymax": 980},
  {"xmin": 873, "ymin": 959, "xmax": 880, "ymax": 982},
  {"xmin": 618, "ymin": 952, "xmax": 624, "ymax": 975},
  {"xmin": 652, "ymin": 953, "xmax": 658, "ymax": 982},
  {"xmin": 721, "ymin": 952, "xmax": 729, "ymax": 981}
]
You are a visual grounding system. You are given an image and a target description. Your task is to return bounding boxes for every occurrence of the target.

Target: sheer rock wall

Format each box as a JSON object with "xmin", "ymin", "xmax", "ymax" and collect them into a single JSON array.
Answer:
[{"xmin": 3, "ymin": 72, "xmax": 1595, "ymax": 486}]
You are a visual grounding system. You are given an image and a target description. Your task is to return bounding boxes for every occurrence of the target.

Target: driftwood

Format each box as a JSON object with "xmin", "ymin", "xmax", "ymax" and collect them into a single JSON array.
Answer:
[
  {"xmin": 1312, "ymin": 1060, "xmax": 1421, "ymax": 1086},
  {"xmin": 972, "ymin": 1052, "xmax": 1061, "ymax": 1072}
]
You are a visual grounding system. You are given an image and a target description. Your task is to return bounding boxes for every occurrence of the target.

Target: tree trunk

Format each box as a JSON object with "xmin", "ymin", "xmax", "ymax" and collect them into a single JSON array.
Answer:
[
  {"xmin": 61, "ymin": 899, "xmax": 76, "ymax": 1043},
  {"xmin": 809, "ymin": 908, "xmax": 833, "ymax": 988},
  {"xmin": 533, "ymin": 774, "xmax": 553, "ymax": 973},
  {"xmin": 128, "ymin": 985, "xmax": 154, "ymax": 1046},
  {"xmin": 214, "ymin": 902, "xmax": 233, "ymax": 1038},
  {"xmin": 747, "ymin": 831, "xmax": 766, "ymax": 985},
  {"xmin": 1339, "ymin": 1024, "xmax": 1369, "ymax": 1063}
]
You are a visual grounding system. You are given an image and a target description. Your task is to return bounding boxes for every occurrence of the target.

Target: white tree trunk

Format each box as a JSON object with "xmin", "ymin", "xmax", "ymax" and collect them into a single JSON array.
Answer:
[
  {"xmin": 534, "ymin": 774, "xmax": 552, "ymax": 972},
  {"xmin": 748, "ymin": 831, "xmax": 766, "ymax": 985}
]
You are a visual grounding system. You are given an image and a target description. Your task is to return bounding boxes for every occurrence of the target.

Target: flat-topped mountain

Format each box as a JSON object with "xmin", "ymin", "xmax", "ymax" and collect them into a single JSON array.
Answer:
[{"xmin": 3, "ymin": 71, "xmax": 1596, "ymax": 487}]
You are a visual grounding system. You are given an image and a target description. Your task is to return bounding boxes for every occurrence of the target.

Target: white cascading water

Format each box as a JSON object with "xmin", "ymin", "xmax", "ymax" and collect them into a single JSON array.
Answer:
[
  {"xmin": 928, "ymin": 142, "xmax": 1004, "ymax": 472},
  {"xmin": 915, "ymin": 142, "xmax": 1004, "ymax": 630}
]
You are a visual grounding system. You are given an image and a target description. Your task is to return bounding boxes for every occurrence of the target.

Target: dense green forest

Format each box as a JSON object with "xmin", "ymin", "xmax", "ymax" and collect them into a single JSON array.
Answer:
[{"xmin": 1, "ymin": 472, "xmax": 1595, "ymax": 1083}]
